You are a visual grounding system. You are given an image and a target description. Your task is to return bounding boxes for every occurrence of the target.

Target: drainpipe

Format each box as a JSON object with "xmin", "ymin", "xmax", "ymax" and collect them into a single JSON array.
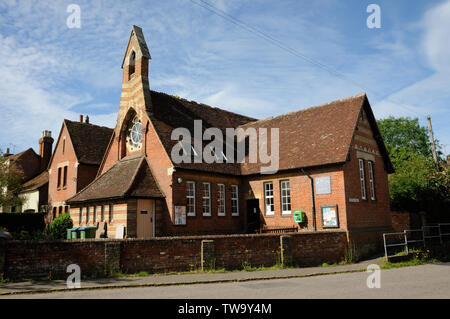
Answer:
[{"xmin": 301, "ymin": 168, "xmax": 316, "ymax": 231}]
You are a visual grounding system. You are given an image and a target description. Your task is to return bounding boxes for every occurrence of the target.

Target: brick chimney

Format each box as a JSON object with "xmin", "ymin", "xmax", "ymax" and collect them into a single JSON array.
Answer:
[
  {"xmin": 85, "ymin": 115, "xmax": 89, "ymax": 124},
  {"xmin": 79, "ymin": 114, "xmax": 83, "ymax": 123},
  {"xmin": 4, "ymin": 148, "xmax": 12, "ymax": 157},
  {"xmin": 39, "ymin": 130, "xmax": 54, "ymax": 170}
]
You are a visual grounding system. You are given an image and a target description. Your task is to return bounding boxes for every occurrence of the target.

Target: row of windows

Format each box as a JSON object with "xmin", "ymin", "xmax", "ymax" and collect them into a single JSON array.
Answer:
[
  {"xmin": 186, "ymin": 182, "xmax": 239, "ymax": 217},
  {"xmin": 79, "ymin": 205, "xmax": 114, "ymax": 224},
  {"xmin": 52, "ymin": 206, "xmax": 68, "ymax": 219},
  {"xmin": 57, "ymin": 165, "xmax": 68, "ymax": 189},
  {"xmin": 358, "ymin": 159, "xmax": 376, "ymax": 201},
  {"xmin": 264, "ymin": 180, "xmax": 291, "ymax": 215}
]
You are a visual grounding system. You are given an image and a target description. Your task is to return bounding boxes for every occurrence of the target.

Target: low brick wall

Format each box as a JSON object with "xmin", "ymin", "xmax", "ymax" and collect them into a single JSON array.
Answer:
[{"xmin": 1, "ymin": 231, "xmax": 347, "ymax": 280}]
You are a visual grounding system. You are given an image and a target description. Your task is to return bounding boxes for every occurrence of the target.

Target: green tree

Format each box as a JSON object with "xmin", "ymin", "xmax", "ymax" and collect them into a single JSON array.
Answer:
[
  {"xmin": 0, "ymin": 150, "xmax": 23, "ymax": 210},
  {"xmin": 378, "ymin": 117, "xmax": 449, "ymax": 222},
  {"xmin": 377, "ymin": 117, "xmax": 437, "ymax": 159},
  {"xmin": 48, "ymin": 212, "xmax": 73, "ymax": 239}
]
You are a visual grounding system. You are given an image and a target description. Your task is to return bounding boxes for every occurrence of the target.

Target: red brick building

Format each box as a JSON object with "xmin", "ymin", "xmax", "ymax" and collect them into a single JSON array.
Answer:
[
  {"xmin": 47, "ymin": 116, "xmax": 112, "ymax": 221},
  {"xmin": 0, "ymin": 131, "xmax": 53, "ymax": 213},
  {"xmin": 67, "ymin": 26, "xmax": 394, "ymax": 252}
]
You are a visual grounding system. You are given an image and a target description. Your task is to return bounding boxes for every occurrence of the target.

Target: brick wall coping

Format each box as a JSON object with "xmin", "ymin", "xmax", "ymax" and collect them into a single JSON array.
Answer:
[{"xmin": 4, "ymin": 230, "xmax": 347, "ymax": 245}]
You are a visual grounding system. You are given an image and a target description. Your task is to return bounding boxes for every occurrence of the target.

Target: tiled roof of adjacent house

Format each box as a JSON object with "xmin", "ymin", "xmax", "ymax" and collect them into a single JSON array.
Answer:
[
  {"xmin": 64, "ymin": 120, "xmax": 114, "ymax": 165},
  {"xmin": 21, "ymin": 170, "xmax": 48, "ymax": 192},
  {"xmin": 67, "ymin": 154, "xmax": 164, "ymax": 204},
  {"xmin": 7, "ymin": 148, "xmax": 42, "ymax": 182}
]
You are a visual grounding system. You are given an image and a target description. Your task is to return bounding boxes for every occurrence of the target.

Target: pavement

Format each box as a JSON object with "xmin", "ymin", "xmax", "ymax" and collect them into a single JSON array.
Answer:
[{"xmin": 0, "ymin": 257, "xmax": 383, "ymax": 296}]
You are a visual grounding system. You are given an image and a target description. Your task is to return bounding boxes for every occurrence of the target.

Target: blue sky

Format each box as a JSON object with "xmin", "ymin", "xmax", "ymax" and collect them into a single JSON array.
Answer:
[{"xmin": 0, "ymin": 0, "xmax": 449, "ymax": 156}]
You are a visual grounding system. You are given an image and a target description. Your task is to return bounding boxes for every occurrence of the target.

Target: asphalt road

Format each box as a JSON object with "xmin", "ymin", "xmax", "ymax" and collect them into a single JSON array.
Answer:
[{"xmin": 3, "ymin": 263, "xmax": 450, "ymax": 299}]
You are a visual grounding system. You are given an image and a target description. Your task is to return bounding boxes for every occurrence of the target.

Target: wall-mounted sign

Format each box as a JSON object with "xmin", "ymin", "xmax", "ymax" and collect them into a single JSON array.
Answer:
[
  {"xmin": 174, "ymin": 206, "xmax": 186, "ymax": 225},
  {"xmin": 349, "ymin": 198, "xmax": 360, "ymax": 203},
  {"xmin": 315, "ymin": 176, "xmax": 331, "ymax": 195},
  {"xmin": 115, "ymin": 225, "xmax": 125, "ymax": 239},
  {"xmin": 321, "ymin": 205, "xmax": 339, "ymax": 228}
]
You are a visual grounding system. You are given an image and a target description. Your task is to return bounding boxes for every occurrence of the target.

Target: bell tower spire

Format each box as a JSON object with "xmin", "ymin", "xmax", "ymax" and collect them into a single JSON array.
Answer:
[{"xmin": 121, "ymin": 25, "xmax": 151, "ymax": 82}]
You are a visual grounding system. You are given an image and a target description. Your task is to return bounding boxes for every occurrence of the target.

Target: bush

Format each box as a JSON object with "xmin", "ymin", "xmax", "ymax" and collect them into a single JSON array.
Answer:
[
  {"xmin": 48, "ymin": 212, "xmax": 73, "ymax": 240},
  {"xmin": 11, "ymin": 229, "xmax": 50, "ymax": 240}
]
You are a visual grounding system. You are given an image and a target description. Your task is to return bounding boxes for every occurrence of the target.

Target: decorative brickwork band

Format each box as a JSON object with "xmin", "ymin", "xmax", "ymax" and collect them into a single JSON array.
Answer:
[
  {"xmin": 280, "ymin": 235, "xmax": 292, "ymax": 267},
  {"xmin": 201, "ymin": 240, "xmax": 215, "ymax": 271}
]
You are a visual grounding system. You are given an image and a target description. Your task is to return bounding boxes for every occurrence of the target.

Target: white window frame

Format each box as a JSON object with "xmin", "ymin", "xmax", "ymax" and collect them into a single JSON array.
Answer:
[
  {"xmin": 217, "ymin": 184, "xmax": 226, "ymax": 216},
  {"xmin": 186, "ymin": 181, "xmax": 196, "ymax": 217},
  {"xmin": 368, "ymin": 161, "xmax": 376, "ymax": 200},
  {"xmin": 231, "ymin": 185, "xmax": 239, "ymax": 216},
  {"xmin": 358, "ymin": 159, "xmax": 367, "ymax": 200},
  {"xmin": 264, "ymin": 182, "xmax": 274, "ymax": 215},
  {"xmin": 280, "ymin": 180, "xmax": 291, "ymax": 215},
  {"xmin": 202, "ymin": 183, "xmax": 211, "ymax": 216}
]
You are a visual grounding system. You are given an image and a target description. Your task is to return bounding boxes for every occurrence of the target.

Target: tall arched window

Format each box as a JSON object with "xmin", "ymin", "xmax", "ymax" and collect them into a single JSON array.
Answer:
[{"xmin": 129, "ymin": 51, "xmax": 136, "ymax": 78}]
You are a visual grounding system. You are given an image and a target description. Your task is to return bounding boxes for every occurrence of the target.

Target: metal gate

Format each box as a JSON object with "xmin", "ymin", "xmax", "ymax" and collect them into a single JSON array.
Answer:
[{"xmin": 383, "ymin": 223, "xmax": 450, "ymax": 258}]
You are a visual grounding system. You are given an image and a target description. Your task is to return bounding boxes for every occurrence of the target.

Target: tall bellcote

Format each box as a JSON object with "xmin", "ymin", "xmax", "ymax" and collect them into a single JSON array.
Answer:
[{"xmin": 121, "ymin": 25, "xmax": 151, "ymax": 83}]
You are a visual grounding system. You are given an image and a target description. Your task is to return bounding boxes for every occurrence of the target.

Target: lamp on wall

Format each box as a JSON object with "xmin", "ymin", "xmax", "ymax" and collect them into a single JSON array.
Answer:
[{"xmin": 177, "ymin": 177, "xmax": 183, "ymax": 184}]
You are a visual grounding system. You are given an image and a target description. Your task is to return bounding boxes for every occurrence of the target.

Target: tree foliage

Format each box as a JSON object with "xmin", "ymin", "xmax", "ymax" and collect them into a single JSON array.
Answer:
[
  {"xmin": 378, "ymin": 117, "xmax": 449, "ymax": 222},
  {"xmin": 48, "ymin": 212, "xmax": 73, "ymax": 239},
  {"xmin": 0, "ymin": 150, "xmax": 23, "ymax": 209}
]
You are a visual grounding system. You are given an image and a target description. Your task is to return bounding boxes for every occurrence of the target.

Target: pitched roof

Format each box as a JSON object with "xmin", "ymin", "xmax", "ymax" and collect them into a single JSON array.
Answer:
[
  {"xmin": 21, "ymin": 170, "xmax": 48, "ymax": 192},
  {"xmin": 67, "ymin": 155, "xmax": 164, "ymax": 204},
  {"xmin": 148, "ymin": 91, "xmax": 392, "ymax": 175},
  {"xmin": 238, "ymin": 93, "xmax": 369, "ymax": 174},
  {"xmin": 148, "ymin": 90, "xmax": 257, "ymax": 175},
  {"xmin": 7, "ymin": 148, "xmax": 42, "ymax": 181},
  {"xmin": 64, "ymin": 120, "xmax": 113, "ymax": 165}
]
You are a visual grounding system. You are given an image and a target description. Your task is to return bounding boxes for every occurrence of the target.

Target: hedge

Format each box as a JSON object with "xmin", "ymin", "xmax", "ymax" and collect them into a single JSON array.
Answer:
[{"xmin": 0, "ymin": 212, "xmax": 46, "ymax": 232}]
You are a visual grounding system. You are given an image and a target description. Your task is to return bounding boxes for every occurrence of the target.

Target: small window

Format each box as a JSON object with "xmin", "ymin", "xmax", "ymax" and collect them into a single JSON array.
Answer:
[
  {"xmin": 217, "ymin": 184, "xmax": 226, "ymax": 216},
  {"xmin": 202, "ymin": 183, "xmax": 211, "ymax": 216},
  {"xmin": 57, "ymin": 167, "xmax": 62, "ymax": 189},
  {"xmin": 358, "ymin": 159, "xmax": 367, "ymax": 200},
  {"xmin": 280, "ymin": 180, "xmax": 291, "ymax": 214},
  {"xmin": 53, "ymin": 207, "xmax": 57, "ymax": 219},
  {"xmin": 62, "ymin": 138, "xmax": 66, "ymax": 155},
  {"xmin": 264, "ymin": 182, "xmax": 274, "ymax": 215},
  {"xmin": 86, "ymin": 206, "xmax": 90, "ymax": 223},
  {"xmin": 109, "ymin": 204, "xmax": 114, "ymax": 222},
  {"xmin": 368, "ymin": 161, "xmax": 376, "ymax": 200},
  {"xmin": 129, "ymin": 51, "xmax": 136, "ymax": 78},
  {"xmin": 79, "ymin": 207, "xmax": 82, "ymax": 224},
  {"xmin": 58, "ymin": 206, "xmax": 62, "ymax": 216},
  {"xmin": 186, "ymin": 182, "xmax": 196, "ymax": 216},
  {"xmin": 231, "ymin": 185, "xmax": 239, "ymax": 216},
  {"xmin": 93, "ymin": 206, "xmax": 97, "ymax": 223},
  {"xmin": 63, "ymin": 166, "xmax": 68, "ymax": 188}
]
